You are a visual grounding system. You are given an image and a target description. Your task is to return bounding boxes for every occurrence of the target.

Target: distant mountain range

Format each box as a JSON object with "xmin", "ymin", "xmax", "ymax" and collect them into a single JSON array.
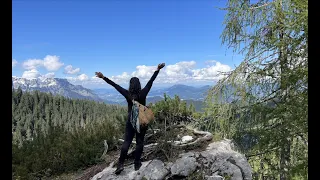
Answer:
[
  {"xmin": 12, "ymin": 77, "xmax": 103, "ymax": 102},
  {"xmin": 94, "ymin": 84, "xmax": 210, "ymax": 102},
  {"xmin": 93, "ymin": 84, "xmax": 210, "ymax": 108},
  {"xmin": 12, "ymin": 77, "xmax": 211, "ymax": 111}
]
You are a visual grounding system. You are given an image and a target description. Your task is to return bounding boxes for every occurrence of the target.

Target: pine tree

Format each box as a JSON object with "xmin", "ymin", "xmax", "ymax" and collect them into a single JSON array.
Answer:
[
  {"xmin": 12, "ymin": 89, "xmax": 129, "ymax": 179},
  {"xmin": 204, "ymin": 0, "xmax": 308, "ymax": 179}
]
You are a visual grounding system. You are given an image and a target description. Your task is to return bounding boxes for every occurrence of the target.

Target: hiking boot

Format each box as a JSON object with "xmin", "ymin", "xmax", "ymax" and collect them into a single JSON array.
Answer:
[
  {"xmin": 115, "ymin": 163, "xmax": 124, "ymax": 175},
  {"xmin": 134, "ymin": 162, "xmax": 142, "ymax": 171}
]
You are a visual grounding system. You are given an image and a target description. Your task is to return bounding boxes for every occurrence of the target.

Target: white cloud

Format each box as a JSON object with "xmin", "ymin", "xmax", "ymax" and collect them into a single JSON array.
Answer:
[
  {"xmin": 21, "ymin": 69, "xmax": 55, "ymax": 80},
  {"xmin": 91, "ymin": 76, "xmax": 104, "ymax": 83},
  {"xmin": 64, "ymin": 65, "xmax": 80, "ymax": 74},
  {"xmin": 131, "ymin": 65, "xmax": 156, "ymax": 79},
  {"xmin": 88, "ymin": 76, "xmax": 107, "ymax": 86},
  {"xmin": 23, "ymin": 59, "xmax": 43, "ymax": 70},
  {"xmin": 103, "ymin": 61, "xmax": 199, "ymax": 85},
  {"xmin": 66, "ymin": 73, "xmax": 90, "ymax": 83},
  {"xmin": 43, "ymin": 72, "xmax": 55, "ymax": 78},
  {"xmin": 109, "ymin": 72, "xmax": 131, "ymax": 84},
  {"xmin": 12, "ymin": 59, "xmax": 18, "ymax": 68},
  {"xmin": 162, "ymin": 61, "xmax": 196, "ymax": 81},
  {"xmin": 43, "ymin": 55, "xmax": 64, "ymax": 71},
  {"xmin": 64, "ymin": 60, "xmax": 232, "ymax": 87},
  {"xmin": 192, "ymin": 61, "xmax": 232, "ymax": 81},
  {"xmin": 22, "ymin": 55, "xmax": 64, "ymax": 71},
  {"xmin": 22, "ymin": 69, "xmax": 41, "ymax": 79},
  {"xmin": 83, "ymin": 61, "xmax": 231, "ymax": 85},
  {"xmin": 78, "ymin": 74, "xmax": 89, "ymax": 81}
]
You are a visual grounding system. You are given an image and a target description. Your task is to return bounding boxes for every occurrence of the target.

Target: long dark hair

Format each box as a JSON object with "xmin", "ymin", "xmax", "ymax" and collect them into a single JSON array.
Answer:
[{"xmin": 129, "ymin": 77, "xmax": 141, "ymax": 100}]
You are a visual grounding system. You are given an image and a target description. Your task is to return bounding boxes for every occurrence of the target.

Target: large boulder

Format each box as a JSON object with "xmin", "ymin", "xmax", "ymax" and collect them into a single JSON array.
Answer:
[{"xmin": 91, "ymin": 139, "xmax": 252, "ymax": 180}]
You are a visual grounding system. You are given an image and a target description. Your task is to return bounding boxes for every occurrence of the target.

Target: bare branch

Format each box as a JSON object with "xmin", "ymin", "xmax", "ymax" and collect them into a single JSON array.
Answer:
[
  {"xmin": 249, "ymin": 2, "xmax": 274, "ymax": 10},
  {"xmin": 246, "ymin": 148, "xmax": 278, "ymax": 158}
]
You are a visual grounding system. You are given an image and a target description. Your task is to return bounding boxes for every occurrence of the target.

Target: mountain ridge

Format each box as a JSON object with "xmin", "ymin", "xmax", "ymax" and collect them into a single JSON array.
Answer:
[
  {"xmin": 12, "ymin": 77, "xmax": 211, "ymax": 111},
  {"xmin": 94, "ymin": 84, "xmax": 211, "ymax": 103},
  {"xmin": 12, "ymin": 77, "xmax": 103, "ymax": 102}
]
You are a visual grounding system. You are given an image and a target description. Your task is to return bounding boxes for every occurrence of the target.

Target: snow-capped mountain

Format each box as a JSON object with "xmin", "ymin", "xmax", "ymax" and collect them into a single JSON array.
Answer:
[{"xmin": 12, "ymin": 77, "xmax": 103, "ymax": 102}]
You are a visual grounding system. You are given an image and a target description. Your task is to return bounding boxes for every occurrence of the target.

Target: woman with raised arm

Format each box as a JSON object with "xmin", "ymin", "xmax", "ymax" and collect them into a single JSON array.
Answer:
[{"xmin": 95, "ymin": 63, "xmax": 165, "ymax": 174}]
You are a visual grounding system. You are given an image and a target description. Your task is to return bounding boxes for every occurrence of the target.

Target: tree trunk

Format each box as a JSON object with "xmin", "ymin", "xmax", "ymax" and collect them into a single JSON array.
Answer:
[{"xmin": 277, "ymin": 0, "xmax": 290, "ymax": 179}]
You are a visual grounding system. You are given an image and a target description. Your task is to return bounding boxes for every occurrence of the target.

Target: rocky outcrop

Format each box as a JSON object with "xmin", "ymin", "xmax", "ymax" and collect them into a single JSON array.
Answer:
[{"xmin": 91, "ymin": 139, "xmax": 252, "ymax": 180}]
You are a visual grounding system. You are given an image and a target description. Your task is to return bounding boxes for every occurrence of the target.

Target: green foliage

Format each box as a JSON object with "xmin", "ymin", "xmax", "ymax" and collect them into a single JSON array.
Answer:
[
  {"xmin": 12, "ymin": 91, "xmax": 198, "ymax": 179},
  {"xmin": 201, "ymin": 0, "xmax": 307, "ymax": 179},
  {"xmin": 150, "ymin": 93, "xmax": 195, "ymax": 128},
  {"xmin": 144, "ymin": 94, "xmax": 198, "ymax": 162},
  {"xmin": 12, "ymin": 90, "xmax": 127, "ymax": 179},
  {"xmin": 186, "ymin": 170, "xmax": 205, "ymax": 180}
]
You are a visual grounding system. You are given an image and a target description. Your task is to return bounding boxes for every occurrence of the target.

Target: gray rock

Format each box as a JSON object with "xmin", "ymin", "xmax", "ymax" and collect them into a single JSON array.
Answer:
[
  {"xmin": 165, "ymin": 162, "xmax": 173, "ymax": 170},
  {"xmin": 227, "ymin": 155, "xmax": 252, "ymax": 180},
  {"xmin": 171, "ymin": 156, "xmax": 198, "ymax": 177},
  {"xmin": 91, "ymin": 139, "xmax": 252, "ymax": 180},
  {"xmin": 91, "ymin": 160, "xmax": 169, "ymax": 180},
  {"xmin": 136, "ymin": 159, "xmax": 169, "ymax": 180},
  {"xmin": 195, "ymin": 152, "xmax": 200, "ymax": 158},
  {"xmin": 91, "ymin": 161, "xmax": 151, "ymax": 180},
  {"xmin": 200, "ymin": 140, "xmax": 252, "ymax": 180}
]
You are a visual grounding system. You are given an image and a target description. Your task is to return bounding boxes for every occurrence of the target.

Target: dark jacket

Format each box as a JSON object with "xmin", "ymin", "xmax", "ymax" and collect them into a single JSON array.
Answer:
[{"xmin": 103, "ymin": 70, "xmax": 159, "ymax": 119}]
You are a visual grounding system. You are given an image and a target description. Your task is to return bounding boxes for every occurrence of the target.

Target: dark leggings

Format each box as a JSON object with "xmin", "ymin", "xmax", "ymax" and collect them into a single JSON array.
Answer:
[{"xmin": 118, "ymin": 120, "xmax": 147, "ymax": 165}]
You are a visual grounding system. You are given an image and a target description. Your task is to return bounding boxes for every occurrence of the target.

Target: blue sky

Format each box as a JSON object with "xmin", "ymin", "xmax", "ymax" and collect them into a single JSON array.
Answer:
[{"xmin": 12, "ymin": 0, "xmax": 244, "ymax": 89}]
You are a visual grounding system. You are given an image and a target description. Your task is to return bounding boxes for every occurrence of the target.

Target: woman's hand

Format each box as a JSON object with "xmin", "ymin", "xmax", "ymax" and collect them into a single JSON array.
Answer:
[
  {"xmin": 95, "ymin": 72, "xmax": 105, "ymax": 79},
  {"xmin": 157, "ymin": 63, "xmax": 165, "ymax": 71}
]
